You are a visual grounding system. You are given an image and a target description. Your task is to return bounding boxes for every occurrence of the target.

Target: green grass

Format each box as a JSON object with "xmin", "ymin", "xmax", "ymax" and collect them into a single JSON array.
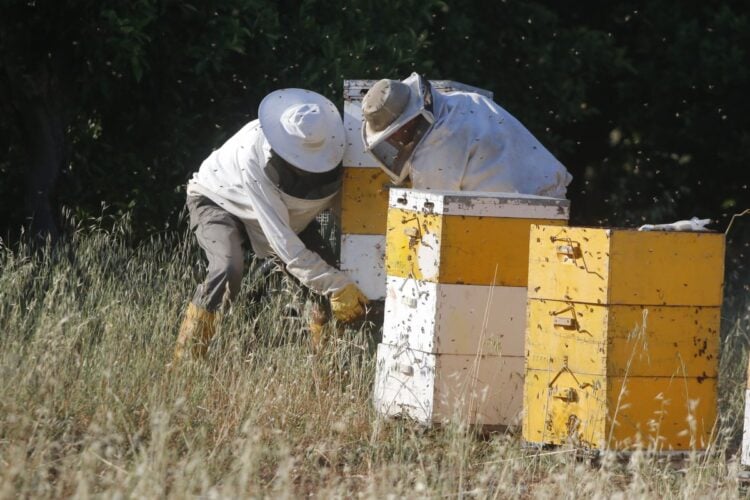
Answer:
[{"xmin": 0, "ymin": 217, "xmax": 748, "ymax": 498}]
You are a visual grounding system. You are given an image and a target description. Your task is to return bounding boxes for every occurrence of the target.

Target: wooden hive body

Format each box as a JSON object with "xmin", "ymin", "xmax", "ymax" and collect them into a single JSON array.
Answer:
[
  {"xmin": 374, "ymin": 189, "xmax": 569, "ymax": 426},
  {"xmin": 523, "ymin": 225, "xmax": 724, "ymax": 450}
]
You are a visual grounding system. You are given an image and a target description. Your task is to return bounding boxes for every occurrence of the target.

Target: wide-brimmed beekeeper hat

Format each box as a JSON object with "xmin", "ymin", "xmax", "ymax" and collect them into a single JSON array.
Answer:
[
  {"xmin": 259, "ymin": 89, "xmax": 345, "ymax": 173},
  {"xmin": 361, "ymin": 73, "xmax": 435, "ymax": 183}
]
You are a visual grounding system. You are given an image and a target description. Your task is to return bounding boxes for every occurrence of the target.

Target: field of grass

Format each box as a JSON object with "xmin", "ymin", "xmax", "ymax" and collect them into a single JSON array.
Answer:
[{"xmin": 1, "ymin": 216, "xmax": 748, "ymax": 498}]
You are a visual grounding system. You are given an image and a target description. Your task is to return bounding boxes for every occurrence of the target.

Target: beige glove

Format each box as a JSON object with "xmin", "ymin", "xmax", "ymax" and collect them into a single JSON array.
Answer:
[{"xmin": 330, "ymin": 283, "xmax": 369, "ymax": 323}]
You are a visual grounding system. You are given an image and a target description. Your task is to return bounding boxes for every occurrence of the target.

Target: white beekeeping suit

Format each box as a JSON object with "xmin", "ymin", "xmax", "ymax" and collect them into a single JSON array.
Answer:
[
  {"xmin": 174, "ymin": 89, "xmax": 368, "ymax": 362},
  {"xmin": 362, "ymin": 73, "xmax": 572, "ymax": 197},
  {"xmin": 188, "ymin": 120, "xmax": 350, "ymax": 295}
]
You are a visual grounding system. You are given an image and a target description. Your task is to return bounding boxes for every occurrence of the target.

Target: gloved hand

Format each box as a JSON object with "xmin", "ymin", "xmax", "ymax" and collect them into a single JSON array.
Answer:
[{"xmin": 330, "ymin": 283, "xmax": 369, "ymax": 323}]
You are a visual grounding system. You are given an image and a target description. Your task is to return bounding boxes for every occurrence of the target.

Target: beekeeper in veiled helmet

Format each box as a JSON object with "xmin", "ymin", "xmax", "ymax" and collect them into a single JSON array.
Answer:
[
  {"xmin": 174, "ymin": 89, "xmax": 368, "ymax": 360},
  {"xmin": 361, "ymin": 73, "xmax": 572, "ymax": 196}
]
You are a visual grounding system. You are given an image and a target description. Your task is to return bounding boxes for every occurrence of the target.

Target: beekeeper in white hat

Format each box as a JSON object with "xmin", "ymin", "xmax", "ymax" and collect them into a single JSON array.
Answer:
[
  {"xmin": 174, "ymin": 89, "xmax": 368, "ymax": 360},
  {"xmin": 361, "ymin": 73, "xmax": 572, "ymax": 196}
]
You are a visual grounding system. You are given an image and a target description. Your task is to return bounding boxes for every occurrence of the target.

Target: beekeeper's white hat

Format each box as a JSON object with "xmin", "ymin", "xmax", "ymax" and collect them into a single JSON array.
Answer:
[{"xmin": 259, "ymin": 89, "xmax": 345, "ymax": 173}]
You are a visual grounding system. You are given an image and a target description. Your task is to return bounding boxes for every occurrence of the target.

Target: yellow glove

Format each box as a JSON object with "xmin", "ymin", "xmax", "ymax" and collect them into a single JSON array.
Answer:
[{"xmin": 330, "ymin": 283, "xmax": 369, "ymax": 323}]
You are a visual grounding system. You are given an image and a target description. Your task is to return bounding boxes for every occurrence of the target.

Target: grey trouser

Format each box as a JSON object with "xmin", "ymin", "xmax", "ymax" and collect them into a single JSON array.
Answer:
[{"xmin": 187, "ymin": 195, "xmax": 336, "ymax": 312}]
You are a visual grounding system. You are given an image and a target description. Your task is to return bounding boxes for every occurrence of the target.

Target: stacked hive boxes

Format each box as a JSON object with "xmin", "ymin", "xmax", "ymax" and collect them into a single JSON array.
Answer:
[
  {"xmin": 373, "ymin": 188, "xmax": 569, "ymax": 426},
  {"xmin": 340, "ymin": 80, "xmax": 493, "ymax": 300},
  {"xmin": 340, "ymin": 79, "xmax": 394, "ymax": 299},
  {"xmin": 524, "ymin": 225, "xmax": 724, "ymax": 450}
]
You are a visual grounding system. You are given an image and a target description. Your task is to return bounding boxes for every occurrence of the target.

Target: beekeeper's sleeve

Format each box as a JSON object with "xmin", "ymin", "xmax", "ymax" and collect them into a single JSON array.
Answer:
[{"xmin": 248, "ymin": 186, "xmax": 352, "ymax": 295}]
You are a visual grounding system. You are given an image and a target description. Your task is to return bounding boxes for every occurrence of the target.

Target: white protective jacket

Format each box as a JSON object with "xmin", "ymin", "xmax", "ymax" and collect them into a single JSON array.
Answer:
[
  {"xmin": 410, "ymin": 84, "xmax": 572, "ymax": 195},
  {"xmin": 187, "ymin": 120, "xmax": 352, "ymax": 295}
]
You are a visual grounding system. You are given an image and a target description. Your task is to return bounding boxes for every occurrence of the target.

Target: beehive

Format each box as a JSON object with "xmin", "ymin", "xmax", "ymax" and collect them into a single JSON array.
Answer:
[
  {"xmin": 523, "ymin": 225, "xmax": 724, "ymax": 450},
  {"xmin": 340, "ymin": 80, "xmax": 493, "ymax": 299},
  {"xmin": 373, "ymin": 188, "xmax": 570, "ymax": 426}
]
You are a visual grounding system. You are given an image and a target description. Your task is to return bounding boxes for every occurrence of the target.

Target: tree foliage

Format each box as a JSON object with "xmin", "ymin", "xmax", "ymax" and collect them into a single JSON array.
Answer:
[{"xmin": 1, "ymin": 0, "xmax": 748, "ymax": 241}]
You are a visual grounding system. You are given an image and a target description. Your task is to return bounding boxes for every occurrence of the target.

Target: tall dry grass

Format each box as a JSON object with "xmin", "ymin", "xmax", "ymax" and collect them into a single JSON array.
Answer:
[{"xmin": 0, "ymin": 214, "xmax": 747, "ymax": 498}]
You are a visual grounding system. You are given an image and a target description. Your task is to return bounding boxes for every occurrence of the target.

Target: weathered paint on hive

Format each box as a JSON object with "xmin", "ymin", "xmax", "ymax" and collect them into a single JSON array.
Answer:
[
  {"xmin": 379, "ymin": 189, "xmax": 571, "ymax": 428},
  {"xmin": 440, "ymin": 216, "xmax": 566, "ymax": 286},
  {"xmin": 436, "ymin": 283, "xmax": 526, "ymax": 357},
  {"xmin": 527, "ymin": 225, "xmax": 613, "ymax": 304},
  {"xmin": 523, "ymin": 368, "xmax": 717, "ymax": 450},
  {"xmin": 340, "ymin": 234, "xmax": 386, "ymax": 300},
  {"xmin": 374, "ymin": 343, "xmax": 436, "ymax": 423},
  {"xmin": 523, "ymin": 368, "xmax": 607, "ymax": 447},
  {"xmin": 385, "ymin": 208, "xmax": 443, "ymax": 282},
  {"xmin": 606, "ymin": 304, "xmax": 719, "ymax": 378},
  {"xmin": 382, "ymin": 276, "xmax": 526, "ymax": 356},
  {"xmin": 525, "ymin": 299, "xmax": 609, "ymax": 375},
  {"xmin": 341, "ymin": 167, "xmax": 397, "ymax": 235},
  {"xmin": 374, "ymin": 343, "xmax": 524, "ymax": 426},
  {"xmin": 608, "ymin": 230, "xmax": 725, "ymax": 306},
  {"xmin": 389, "ymin": 187, "xmax": 570, "ymax": 219},
  {"xmin": 527, "ymin": 225, "xmax": 725, "ymax": 306},
  {"xmin": 606, "ymin": 376, "xmax": 716, "ymax": 450},
  {"xmin": 526, "ymin": 299, "xmax": 720, "ymax": 378},
  {"xmin": 524, "ymin": 224, "xmax": 723, "ymax": 451},
  {"xmin": 441, "ymin": 192, "xmax": 570, "ymax": 218},
  {"xmin": 386, "ymin": 209, "xmax": 566, "ymax": 286}
]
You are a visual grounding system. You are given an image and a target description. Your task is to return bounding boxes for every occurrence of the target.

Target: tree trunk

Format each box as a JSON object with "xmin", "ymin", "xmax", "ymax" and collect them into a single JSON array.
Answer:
[
  {"xmin": 2, "ymin": 63, "xmax": 66, "ymax": 243},
  {"xmin": 20, "ymin": 94, "xmax": 64, "ymax": 242}
]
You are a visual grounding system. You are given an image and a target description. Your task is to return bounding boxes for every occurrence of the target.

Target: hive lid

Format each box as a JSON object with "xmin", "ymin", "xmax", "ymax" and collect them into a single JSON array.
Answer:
[{"xmin": 388, "ymin": 187, "xmax": 570, "ymax": 219}]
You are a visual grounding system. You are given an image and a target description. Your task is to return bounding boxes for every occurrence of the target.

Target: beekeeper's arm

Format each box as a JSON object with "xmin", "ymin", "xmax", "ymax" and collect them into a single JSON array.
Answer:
[{"xmin": 250, "ymin": 189, "xmax": 368, "ymax": 322}]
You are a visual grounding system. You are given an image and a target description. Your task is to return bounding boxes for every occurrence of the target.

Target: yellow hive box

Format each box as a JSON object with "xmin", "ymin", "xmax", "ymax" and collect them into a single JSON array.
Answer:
[
  {"xmin": 527, "ymin": 225, "xmax": 724, "ymax": 305},
  {"xmin": 341, "ymin": 167, "xmax": 401, "ymax": 235},
  {"xmin": 523, "ymin": 225, "xmax": 724, "ymax": 451},
  {"xmin": 385, "ymin": 190, "xmax": 569, "ymax": 287}
]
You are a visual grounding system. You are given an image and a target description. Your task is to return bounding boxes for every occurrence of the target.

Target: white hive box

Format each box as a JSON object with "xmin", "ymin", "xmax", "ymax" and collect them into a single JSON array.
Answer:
[
  {"xmin": 382, "ymin": 275, "xmax": 527, "ymax": 356},
  {"xmin": 340, "ymin": 80, "xmax": 493, "ymax": 300},
  {"xmin": 374, "ymin": 343, "xmax": 524, "ymax": 425},
  {"xmin": 374, "ymin": 188, "xmax": 570, "ymax": 426}
]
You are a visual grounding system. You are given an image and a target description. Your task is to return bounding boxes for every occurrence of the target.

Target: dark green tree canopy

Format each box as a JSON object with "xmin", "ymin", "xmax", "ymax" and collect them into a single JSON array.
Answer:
[{"xmin": 1, "ymin": 0, "xmax": 748, "ymax": 241}]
